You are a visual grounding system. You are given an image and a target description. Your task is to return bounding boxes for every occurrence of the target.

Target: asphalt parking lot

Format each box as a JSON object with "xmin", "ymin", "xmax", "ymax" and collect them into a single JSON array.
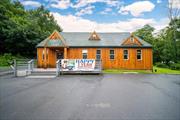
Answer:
[{"xmin": 0, "ymin": 74, "xmax": 180, "ymax": 120}]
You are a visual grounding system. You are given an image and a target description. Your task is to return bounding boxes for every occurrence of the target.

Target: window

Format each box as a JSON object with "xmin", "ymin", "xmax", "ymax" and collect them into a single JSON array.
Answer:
[
  {"xmin": 110, "ymin": 49, "xmax": 114, "ymax": 60},
  {"xmin": 46, "ymin": 49, "xmax": 48, "ymax": 60},
  {"xmin": 123, "ymin": 50, "xmax": 128, "ymax": 60},
  {"xmin": 93, "ymin": 34, "xmax": 96, "ymax": 38},
  {"xmin": 130, "ymin": 36, "xmax": 134, "ymax": 42},
  {"xmin": 82, "ymin": 49, "xmax": 88, "ymax": 59},
  {"xmin": 137, "ymin": 50, "xmax": 142, "ymax": 60},
  {"xmin": 42, "ymin": 50, "xmax": 45, "ymax": 60},
  {"xmin": 96, "ymin": 49, "xmax": 101, "ymax": 60}
]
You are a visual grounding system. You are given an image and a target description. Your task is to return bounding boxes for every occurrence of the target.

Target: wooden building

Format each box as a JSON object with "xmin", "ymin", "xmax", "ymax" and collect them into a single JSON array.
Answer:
[{"xmin": 36, "ymin": 30, "xmax": 153, "ymax": 70}]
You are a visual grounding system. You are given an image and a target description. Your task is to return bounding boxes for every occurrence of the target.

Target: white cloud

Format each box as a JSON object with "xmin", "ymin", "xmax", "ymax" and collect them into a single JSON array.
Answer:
[
  {"xmin": 72, "ymin": 0, "xmax": 121, "ymax": 8},
  {"xmin": 21, "ymin": 1, "xmax": 41, "ymax": 7},
  {"xmin": 119, "ymin": 1, "xmax": 155, "ymax": 17},
  {"xmin": 51, "ymin": 12, "xmax": 168, "ymax": 32},
  {"xmin": 50, "ymin": 0, "xmax": 71, "ymax": 9},
  {"xmin": 152, "ymin": 18, "xmax": 169, "ymax": 32},
  {"xmin": 157, "ymin": 0, "xmax": 162, "ymax": 4},
  {"xmin": 75, "ymin": 5, "xmax": 95, "ymax": 16},
  {"xmin": 168, "ymin": 0, "xmax": 180, "ymax": 9},
  {"xmin": 100, "ymin": 8, "xmax": 112, "ymax": 14}
]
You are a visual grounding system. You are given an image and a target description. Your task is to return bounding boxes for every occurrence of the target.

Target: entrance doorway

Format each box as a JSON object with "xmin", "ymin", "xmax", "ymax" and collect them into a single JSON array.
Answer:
[{"xmin": 56, "ymin": 51, "xmax": 64, "ymax": 60}]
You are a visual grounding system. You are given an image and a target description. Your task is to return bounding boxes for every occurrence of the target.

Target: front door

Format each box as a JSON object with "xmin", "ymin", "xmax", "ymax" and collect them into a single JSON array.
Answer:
[{"xmin": 56, "ymin": 51, "xmax": 64, "ymax": 60}]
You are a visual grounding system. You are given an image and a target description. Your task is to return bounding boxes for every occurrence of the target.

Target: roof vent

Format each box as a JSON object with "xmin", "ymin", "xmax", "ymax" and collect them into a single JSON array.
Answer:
[{"xmin": 89, "ymin": 31, "xmax": 100, "ymax": 40}]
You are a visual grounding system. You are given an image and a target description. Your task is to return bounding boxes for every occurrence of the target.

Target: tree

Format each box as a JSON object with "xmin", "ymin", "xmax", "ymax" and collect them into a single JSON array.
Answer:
[
  {"xmin": 133, "ymin": 24, "xmax": 179, "ymax": 64},
  {"xmin": 0, "ymin": 0, "xmax": 62, "ymax": 57},
  {"xmin": 168, "ymin": 0, "xmax": 180, "ymax": 62},
  {"xmin": 133, "ymin": 24, "xmax": 155, "ymax": 44}
]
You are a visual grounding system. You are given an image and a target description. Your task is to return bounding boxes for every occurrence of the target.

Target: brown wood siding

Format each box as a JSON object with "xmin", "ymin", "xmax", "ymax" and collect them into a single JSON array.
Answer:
[
  {"xmin": 67, "ymin": 48, "xmax": 152, "ymax": 70},
  {"xmin": 37, "ymin": 48, "xmax": 43, "ymax": 68},
  {"xmin": 37, "ymin": 48, "xmax": 58, "ymax": 68},
  {"xmin": 37, "ymin": 47, "xmax": 152, "ymax": 70}
]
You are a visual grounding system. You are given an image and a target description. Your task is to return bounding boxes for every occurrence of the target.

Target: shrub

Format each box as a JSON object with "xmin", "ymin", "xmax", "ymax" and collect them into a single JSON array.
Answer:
[
  {"xmin": 0, "ymin": 53, "xmax": 15, "ymax": 66},
  {"xmin": 170, "ymin": 63, "xmax": 180, "ymax": 70},
  {"xmin": 155, "ymin": 62, "xmax": 169, "ymax": 68}
]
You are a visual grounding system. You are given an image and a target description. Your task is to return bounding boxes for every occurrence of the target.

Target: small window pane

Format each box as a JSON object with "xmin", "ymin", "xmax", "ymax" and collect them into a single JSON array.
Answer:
[
  {"xmin": 137, "ymin": 55, "xmax": 141, "ymax": 59},
  {"xmin": 96, "ymin": 55, "xmax": 100, "ymax": 60},
  {"xmin": 124, "ymin": 50, "xmax": 128, "ymax": 54},
  {"xmin": 110, "ymin": 55, "xmax": 114, "ymax": 59},
  {"xmin": 83, "ymin": 53, "xmax": 87, "ymax": 59},
  {"xmin": 137, "ymin": 50, "xmax": 141, "ymax": 54},
  {"xmin": 97, "ymin": 50, "xmax": 101, "ymax": 54},
  {"xmin": 110, "ymin": 50, "xmax": 114, "ymax": 54},
  {"xmin": 124, "ymin": 55, "xmax": 128, "ymax": 59}
]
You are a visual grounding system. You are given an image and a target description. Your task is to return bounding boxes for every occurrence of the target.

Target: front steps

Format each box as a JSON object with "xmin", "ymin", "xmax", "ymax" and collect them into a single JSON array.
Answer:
[{"xmin": 26, "ymin": 69, "xmax": 56, "ymax": 78}]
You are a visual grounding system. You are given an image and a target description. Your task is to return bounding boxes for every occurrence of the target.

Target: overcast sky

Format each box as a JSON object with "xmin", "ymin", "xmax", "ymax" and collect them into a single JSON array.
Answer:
[{"xmin": 20, "ymin": 0, "xmax": 180, "ymax": 32}]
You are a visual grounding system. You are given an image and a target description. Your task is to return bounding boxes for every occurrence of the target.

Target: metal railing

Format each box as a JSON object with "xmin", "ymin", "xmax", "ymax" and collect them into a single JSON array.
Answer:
[
  {"xmin": 56, "ymin": 59, "xmax": 61, "ymax": 77},
  {"xmin": 10, "ymin": 59, "xmax": 102, "ymax": 77},
  {"xmin": 9, "ymin": 59, "xmax": 37, "ymax": 77}
]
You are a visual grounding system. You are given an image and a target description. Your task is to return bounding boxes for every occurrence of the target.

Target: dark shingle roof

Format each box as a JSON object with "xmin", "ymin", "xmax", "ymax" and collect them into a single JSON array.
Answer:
[{"xmin": 37, "ymin": 32, "xmax": 152, "ymax": 48}]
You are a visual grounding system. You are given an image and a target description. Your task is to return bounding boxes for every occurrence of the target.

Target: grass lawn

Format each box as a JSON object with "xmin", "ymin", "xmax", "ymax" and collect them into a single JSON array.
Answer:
[
  {"xmin": 103, "ymin": 66, "xmax": 180, "ymax": 74},
  {"xmin": 153, "ymin": 66, "xmax": 180, "ymax": 74}
]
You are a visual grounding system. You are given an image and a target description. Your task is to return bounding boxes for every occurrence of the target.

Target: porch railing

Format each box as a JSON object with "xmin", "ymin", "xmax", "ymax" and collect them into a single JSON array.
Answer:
[
  {"xmin": 10, "ymin": 59, "xmax": 37, "ymax": 77},
  {"xmin": 56, "ymin": 59, "xmax": 61, "ymax": 77}
]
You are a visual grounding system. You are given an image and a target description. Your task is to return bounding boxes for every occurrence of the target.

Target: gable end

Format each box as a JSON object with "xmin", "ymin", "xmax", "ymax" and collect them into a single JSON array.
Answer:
[{"xmin": 121, "ymin": 34, "xmax": 142, "ymax": 46}]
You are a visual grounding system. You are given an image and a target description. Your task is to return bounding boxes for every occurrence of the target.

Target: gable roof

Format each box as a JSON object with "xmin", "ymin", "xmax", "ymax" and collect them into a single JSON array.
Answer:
[
  {"xmin": 37, "ymin": 32, "xmax": 152, "ymax": 48},
  {"xmin": 37, "ymin": 30, "xmax": 68, "ymax": 47}
]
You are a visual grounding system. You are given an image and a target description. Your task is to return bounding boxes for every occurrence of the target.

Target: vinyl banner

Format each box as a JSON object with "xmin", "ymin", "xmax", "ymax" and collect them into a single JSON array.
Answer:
[
  {"xmin": 61, "ymin": 59, "xmax": 76, "ymax": 70},
  {"xmin": 61, "ymin": 59, "xmax": 95, "ymax": 71},
  {"xmin": 75, "ymin": 59, "xmax": 95, "ymax": 70}
]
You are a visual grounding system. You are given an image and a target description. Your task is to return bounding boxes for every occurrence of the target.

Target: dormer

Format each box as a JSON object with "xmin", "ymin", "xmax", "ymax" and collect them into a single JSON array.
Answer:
[
  {"xmin": 89, "ymin": 31, "xmax": 101, "ymax": 40},
  {"xmin": 121, "ymin": 34, "xmax": 142, "ymax": 46}
]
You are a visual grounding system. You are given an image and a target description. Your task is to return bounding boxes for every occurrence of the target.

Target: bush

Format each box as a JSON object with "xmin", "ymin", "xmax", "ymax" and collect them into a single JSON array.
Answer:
[
  {"xmin": 155, "ymin": 62, "xmax": 169, "ymax": 68},
  {"xmin": 170, "ymin": 63, "xmax": 180, "ymax": 70},
  {"xmin": 0, "ymin": 53, "xmax": 15, "ymax": 66}
]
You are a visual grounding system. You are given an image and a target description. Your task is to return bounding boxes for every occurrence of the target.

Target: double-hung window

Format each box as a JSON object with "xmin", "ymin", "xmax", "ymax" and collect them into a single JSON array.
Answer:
[
  {"xmin": 82, "ymin": 49, "xmax": 88, "ymax": 59},
  {"xmin": 137, "ymin": 49, "xmax": 142, "ymax": 60},
  {"xmin": 96, "ymin": 49, "xmax": 101, "ymax": 60},
  {"xmin": 123, "ymin": 50, "xmax": 128, "ymax": 60},
  {"xmin": 110, "ymin": 49, "xmax": 115, "ymax": 60}
]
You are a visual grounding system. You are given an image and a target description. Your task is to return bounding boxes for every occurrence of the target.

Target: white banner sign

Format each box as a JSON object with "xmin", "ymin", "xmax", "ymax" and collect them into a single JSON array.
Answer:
[{"xmin": 61, "ymin": 59, "xmax": 95, "ymax": 71}]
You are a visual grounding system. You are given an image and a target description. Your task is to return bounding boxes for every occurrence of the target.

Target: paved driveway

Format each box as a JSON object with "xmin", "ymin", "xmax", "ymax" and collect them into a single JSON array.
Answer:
[{"xmin": 0, "ymin": 74, "xmax": 180, "ymax": 120}]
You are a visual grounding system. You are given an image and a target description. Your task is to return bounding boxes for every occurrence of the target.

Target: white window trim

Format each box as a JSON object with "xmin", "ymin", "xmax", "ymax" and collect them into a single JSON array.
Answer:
[
  {"xmin": 123, "ymin": 49, "xmax": 129, "ymax": 60},
  {"xmin": 137, "ymin": 49, "xmax": 142, "ymax": 61}
]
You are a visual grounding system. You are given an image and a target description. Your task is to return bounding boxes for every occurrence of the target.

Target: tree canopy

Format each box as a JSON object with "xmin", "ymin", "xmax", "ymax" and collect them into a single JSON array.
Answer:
[
  {"xmin": 0, "ymin": 0, "xmax": 62, "ymax": 57},
  {"xmin": 133, "ymin": 18, "xmax": 180, "ymax": 64}
]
